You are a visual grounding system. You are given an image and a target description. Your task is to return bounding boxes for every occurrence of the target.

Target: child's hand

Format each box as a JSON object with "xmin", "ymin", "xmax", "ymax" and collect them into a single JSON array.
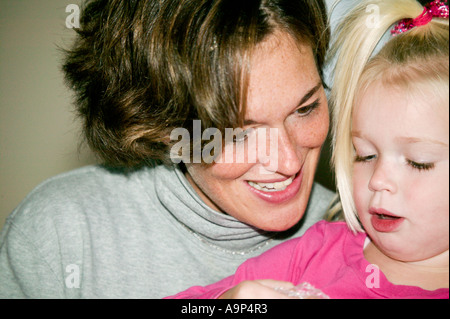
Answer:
[{"xmin": 218, "ymin": 279, "xmax": 297, "ymax": 299}]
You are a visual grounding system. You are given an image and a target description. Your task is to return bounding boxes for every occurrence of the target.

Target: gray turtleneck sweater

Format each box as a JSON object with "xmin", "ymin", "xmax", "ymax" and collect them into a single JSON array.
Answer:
[{"xmin": 0, "ymin": 164, "xmax": 334, "ymax": 298}]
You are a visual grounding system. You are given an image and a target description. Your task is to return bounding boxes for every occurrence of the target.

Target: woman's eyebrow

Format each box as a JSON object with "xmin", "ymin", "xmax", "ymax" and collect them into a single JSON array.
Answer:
[
  {"xmin": 243, "ymin": 81, "xmax": 322, "ymax": 126},
  {"xmin": 297, "ymin": 82, "xmax": 322, "ymax": 107}
]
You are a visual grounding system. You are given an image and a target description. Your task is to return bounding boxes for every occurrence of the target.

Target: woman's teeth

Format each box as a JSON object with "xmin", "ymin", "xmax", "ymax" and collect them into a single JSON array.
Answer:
[{"xmin": 248, "ymin": 176, "xmax": 294, "ymax": 192}]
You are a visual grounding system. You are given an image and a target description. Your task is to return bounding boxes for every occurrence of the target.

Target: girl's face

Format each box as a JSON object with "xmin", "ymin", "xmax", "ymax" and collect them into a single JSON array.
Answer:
[
  {"xmin": 352, "ymin": 82, "xmax": 449, "ymax": 265},
  {"xmin": 184, "ymin": 33, "xmax": 329, "ymax": 231}
]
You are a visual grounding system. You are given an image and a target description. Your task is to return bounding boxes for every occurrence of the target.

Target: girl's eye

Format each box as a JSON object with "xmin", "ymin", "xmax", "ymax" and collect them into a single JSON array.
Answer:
[
  {"xmin": 407, "ymin": 160, "xmax": 435, "ymax": 171},
  {"xmin": 296, "ymin": 100, "xmax": 320, "ymax": 116},
  {"xmin": 354, "ymin": 154, "xmax": 376, "ymax": 163}
]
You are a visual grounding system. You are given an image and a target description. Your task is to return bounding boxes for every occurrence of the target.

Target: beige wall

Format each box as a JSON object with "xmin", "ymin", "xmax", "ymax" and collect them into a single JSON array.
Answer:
[{"xmin": 0, "ymin": 0, "xmax": 96, "ymax": 229}]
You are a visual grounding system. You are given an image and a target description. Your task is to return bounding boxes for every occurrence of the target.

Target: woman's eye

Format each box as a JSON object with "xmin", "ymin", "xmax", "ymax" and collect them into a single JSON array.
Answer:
[
  {"xmin": 233, "ymin": 128, "xmax": 254, "ymax": 143},
  {"xmin": 407, "ymin": 160, "xmax": 435, "ymax": 171},
  {"xmin": 296, "ymin": 100, "xmax": 320, "ymax": 116}
]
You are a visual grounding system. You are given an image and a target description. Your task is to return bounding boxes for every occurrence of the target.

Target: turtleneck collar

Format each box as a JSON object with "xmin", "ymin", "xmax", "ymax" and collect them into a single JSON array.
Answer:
[{"xmin": 148, "ymin": 164, "xmax": 275, "ymax": 252}]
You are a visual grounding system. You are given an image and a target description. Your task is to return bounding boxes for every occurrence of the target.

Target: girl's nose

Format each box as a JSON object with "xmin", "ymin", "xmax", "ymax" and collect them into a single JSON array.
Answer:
[{"xmin": 368, "ymin": 159, "xmax": 397, "ymax": 193}]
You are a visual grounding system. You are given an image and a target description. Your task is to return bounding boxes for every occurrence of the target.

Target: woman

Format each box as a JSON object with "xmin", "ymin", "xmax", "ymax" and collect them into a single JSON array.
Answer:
[{"xmin": 0, "ymin": 0, "xmax": 334, "ymax": 298}]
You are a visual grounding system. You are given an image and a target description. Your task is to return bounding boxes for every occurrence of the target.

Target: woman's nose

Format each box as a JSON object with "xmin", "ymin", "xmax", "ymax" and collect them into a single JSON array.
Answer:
[
  {"xmin": 368, "ymin": 160, "xmax": 397, "ymax": 193},
  {"xmin": 259, "ymin": 126, "xmax": 302, "ymax": 176}
]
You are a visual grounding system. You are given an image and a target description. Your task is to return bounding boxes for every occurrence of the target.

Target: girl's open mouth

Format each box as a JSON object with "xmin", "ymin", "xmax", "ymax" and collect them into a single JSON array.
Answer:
[{"xmin": 370, "ymin": 208, "xmax": 404, "ymax": 232}]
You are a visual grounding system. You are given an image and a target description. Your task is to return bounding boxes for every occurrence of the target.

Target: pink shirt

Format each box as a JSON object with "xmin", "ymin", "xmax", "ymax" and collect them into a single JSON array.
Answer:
[{"xmin": 167, "ymin": 221, "xmax": 449, "ymax": 299}]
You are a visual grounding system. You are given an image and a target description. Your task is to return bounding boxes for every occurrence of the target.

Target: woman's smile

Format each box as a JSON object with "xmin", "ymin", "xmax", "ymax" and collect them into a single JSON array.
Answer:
[
  {"xmin": 247, "ymin": 174, "xmax": 296, "ymax": 192},
  {"xmin": 246, "ymin": 171, "xmax": 303, "ymax": 204}
]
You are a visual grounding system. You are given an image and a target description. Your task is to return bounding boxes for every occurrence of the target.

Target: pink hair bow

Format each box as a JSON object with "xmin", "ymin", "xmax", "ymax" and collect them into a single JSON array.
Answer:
[{"xmin": 391, "ymin": 0, "xmax": 449, "ymax": 35}]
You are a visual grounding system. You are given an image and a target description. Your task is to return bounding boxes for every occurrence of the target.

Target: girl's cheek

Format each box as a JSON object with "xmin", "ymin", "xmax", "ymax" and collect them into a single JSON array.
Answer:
[{"xmin": 353, "ymin": 165, "xmax": 369, "ymax": 197}]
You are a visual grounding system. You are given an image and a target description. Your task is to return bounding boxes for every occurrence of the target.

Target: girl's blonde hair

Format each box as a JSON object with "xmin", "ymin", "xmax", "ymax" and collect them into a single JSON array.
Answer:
[{"xmin": 329, "ymin": 0, "xmax": 449, "ymax": 232}]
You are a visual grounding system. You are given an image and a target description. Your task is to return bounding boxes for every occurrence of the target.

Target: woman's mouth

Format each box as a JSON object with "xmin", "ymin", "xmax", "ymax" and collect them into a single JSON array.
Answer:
[
  {"xmin": 245, "ymin": 170, "xmax": 303, "ymax": 204},
  {"xmin": 247, "ymin": 176, "xmax": 294, "ymax": 192}
]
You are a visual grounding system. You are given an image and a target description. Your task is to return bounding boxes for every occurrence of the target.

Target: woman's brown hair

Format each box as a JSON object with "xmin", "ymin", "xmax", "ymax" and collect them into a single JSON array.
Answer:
[{"xmin": 63, "ymin": 0, "xmax": 329, "ymax": 167}]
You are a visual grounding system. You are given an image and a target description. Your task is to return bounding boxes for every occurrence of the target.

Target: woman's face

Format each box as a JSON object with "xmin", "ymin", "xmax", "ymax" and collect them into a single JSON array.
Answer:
[{"xmin": 185, "ymin": 33, "xmax": 329, "ymax": 231}]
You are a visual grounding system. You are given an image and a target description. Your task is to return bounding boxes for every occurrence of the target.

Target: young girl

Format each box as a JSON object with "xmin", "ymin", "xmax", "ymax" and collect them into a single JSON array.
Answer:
[{"xmin": 166, "ymin": 0, "xmax": 449, "ymax": 299}]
